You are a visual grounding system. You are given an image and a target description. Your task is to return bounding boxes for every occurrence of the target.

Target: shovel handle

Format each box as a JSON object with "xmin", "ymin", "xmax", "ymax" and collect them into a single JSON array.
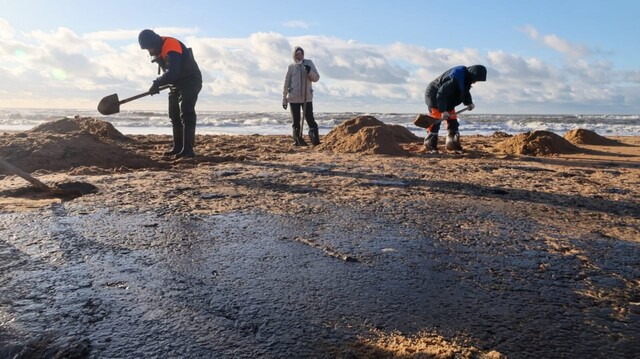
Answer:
[
  {"xmin": 455, "ymin": 106, "xmax": 470, "ymax": 115},
  {"xmin": 0, "ymin": 158, "xmax": 53, "ymax": 192},
  {"xmin": 433, "ymin": 106, "xmax": 471, "ymax": 125},
  {"xmin": 119, "ymin": 84, "xmax": 172, "ymax": 105}
]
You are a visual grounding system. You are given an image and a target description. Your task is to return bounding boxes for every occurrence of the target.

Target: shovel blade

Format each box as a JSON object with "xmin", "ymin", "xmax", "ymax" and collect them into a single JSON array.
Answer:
[
  {"xmin": 412, "ymin": 114, "xmax": 440, "ymax": 129},
  {"xmin": 97, "ymin": 93, "xmax": 120, "ymax": 115}
]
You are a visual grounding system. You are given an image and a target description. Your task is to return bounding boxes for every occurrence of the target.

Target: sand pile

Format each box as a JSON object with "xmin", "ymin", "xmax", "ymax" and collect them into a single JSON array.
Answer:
[
  {"xmin": 387, "ymin": 124, "xmax": 421, "ymax": 143},
  {"xmin": 0, "ymin": 117, "xmax": 159, "ymax": 172},
  {"xmin": 31, "ymin": 116, "xmax": 130, "ymax": 141},
  {"xmin": 564, "ymin": 128, "xmax": 622, "ymax": 146},
  {"xmin": 317, "ymin": 116, "xmax": 410, "ymax": 156},
  {"xmin": 495, "ymin": 130, "xmax": 581, "ymax": 156}
]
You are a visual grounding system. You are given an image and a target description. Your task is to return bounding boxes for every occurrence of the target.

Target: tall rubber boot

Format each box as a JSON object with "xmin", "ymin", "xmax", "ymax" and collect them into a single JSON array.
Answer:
[
  {"xmin": 163, "ymin": 125, "xmax": 183, "ymax": 156},
  {"xmin": 446, "ymin": 131, "xmax": 463, "ymax": 152},
  {"xmin": 424, "ymin": 133, "xmax": 439, "ymax": 153},
  {"xmin": 176, "ymin": 124, "xmax": 196, "ymax": 158},
  {"xmin": 292, "ymin": 129, "xmax": 308, "ymax": 146},
  {"xmin": 309, "ymin": 128, "xmax": 320, "ymax": 145}
]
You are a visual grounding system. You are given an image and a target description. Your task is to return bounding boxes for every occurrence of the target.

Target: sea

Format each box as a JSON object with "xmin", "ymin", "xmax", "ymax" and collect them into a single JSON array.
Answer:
[{"xmin": 1, "ymin": 108, "xmax": 639, "ymax": 137}]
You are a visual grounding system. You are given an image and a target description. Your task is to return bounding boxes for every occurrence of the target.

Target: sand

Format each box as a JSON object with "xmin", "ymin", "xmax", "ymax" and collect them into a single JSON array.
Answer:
[{"xmin": 1, "ymin": 117, "xmax": 639, "ymax": 358}]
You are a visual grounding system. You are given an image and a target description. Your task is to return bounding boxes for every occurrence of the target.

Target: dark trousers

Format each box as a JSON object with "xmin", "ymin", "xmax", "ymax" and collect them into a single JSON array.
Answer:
[
  {"xmin": 289, "ymin": 102, "xmax": 318, "ymax": 131},
  {"xmin": 168, "ymin": 77, "xmax": 203, "ymax": 127}
]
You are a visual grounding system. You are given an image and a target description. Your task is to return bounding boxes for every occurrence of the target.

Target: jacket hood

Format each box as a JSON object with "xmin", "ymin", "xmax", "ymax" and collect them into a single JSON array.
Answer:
[
  {"xmin": 467, "ymin": 65, "xmax": 487, "ymax": 82},
  {"xmin": 292, "ymin": 46, "xmax": 304, "ymax": 61},
  {"xmin": 138, "ymin": 29, "xmax": 162, "ymax": 50}
]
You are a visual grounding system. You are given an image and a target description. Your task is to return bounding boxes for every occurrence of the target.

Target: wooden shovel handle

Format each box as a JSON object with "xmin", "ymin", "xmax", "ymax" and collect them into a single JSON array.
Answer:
[
  {"xmin": 0, "ymin": 158, "xmax": 53, "ymax": 192},
  {"xmin": 119, "ymin": 84, "xmax": 172, "ymax": 105}
]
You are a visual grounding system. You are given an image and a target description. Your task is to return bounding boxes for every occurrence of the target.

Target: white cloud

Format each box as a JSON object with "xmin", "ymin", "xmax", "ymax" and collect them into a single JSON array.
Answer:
[
  {"xmin": 283, "ymin": 20, "xmax": 309, "ymax": 29},
  {"xmin": 0, "ymin": 18, "xmax": 638, "ymax": 113},
  {"xmin": 522, "ymin": 25, "xmax": 591, "ymax": 58},
  {"xmin": 0, "ymin": 18, "xmax": 15, "ymax": 40}
]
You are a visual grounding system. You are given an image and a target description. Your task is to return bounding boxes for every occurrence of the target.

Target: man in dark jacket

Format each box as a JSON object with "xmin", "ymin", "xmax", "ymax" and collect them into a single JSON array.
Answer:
[
  {"xmin": 139, "ymin": 29, "xmax": 203, "ymax": 158},
  {"xmin": 424, "ymin": 65, "xmax": 487, "ymax": 153}
]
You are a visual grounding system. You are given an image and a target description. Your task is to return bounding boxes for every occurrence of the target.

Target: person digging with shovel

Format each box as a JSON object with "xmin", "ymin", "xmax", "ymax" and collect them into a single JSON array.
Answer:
[
  {"xmin": 423, "ymin": 65, "xmax": 487, "ymax": 154},
  {"xmin": 282, "ymin": 46, "xmax": 321, "ymax": 146},
  {"xmin": 139, "ymin": 29, "xmax": 202, "ymax": 158}
]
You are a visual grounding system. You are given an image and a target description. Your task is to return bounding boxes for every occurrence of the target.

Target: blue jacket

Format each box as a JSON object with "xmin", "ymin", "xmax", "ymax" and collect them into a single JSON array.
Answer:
[{"xmin": 424, "ymin": 66, "xmax": 473, "ymax": 111}]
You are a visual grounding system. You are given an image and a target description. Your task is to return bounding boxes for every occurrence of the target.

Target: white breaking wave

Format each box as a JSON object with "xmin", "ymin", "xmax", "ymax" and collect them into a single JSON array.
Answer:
[{"xmin": 1, "ymin": 108, "xmax": 640, "ymax": 136}]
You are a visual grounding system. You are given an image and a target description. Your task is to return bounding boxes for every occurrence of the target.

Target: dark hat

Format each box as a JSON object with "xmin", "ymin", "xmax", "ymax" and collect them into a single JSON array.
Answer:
[
  {"xmin": 138, "ymin": 29, "xmax": 162, "ymax": 50},
  {"xmin": 467, "ymin": 65, "xmax": 487, "ymax": 82}
]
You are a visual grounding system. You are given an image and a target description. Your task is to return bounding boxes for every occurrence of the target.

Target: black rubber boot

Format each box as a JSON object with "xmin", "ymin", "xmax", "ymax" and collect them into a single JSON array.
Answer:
[
  {"xmin": 309, "ymin": 128, "xmax": 320, "ymax": 145},
  {"xmin": 446, "ymin": 131, "xmax": 463, "ymax": 152},
  {"xmin": 292, "ymin": 129, "xmax": 308, "ymax": 146},
  {"xmin": 176, "ymin": 124, "xmax": 196, "ymax": 158},
  {"xmin": 424, "ymin": 133, "xmax": 439, "ymax": 153},
  {"xmin": 163, "ymin": 125, "xmax": 184, "ymax": 156}
]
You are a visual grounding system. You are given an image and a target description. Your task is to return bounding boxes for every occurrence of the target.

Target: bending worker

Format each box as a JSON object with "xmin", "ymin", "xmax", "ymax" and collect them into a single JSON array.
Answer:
[
  {"xmin": 138, "ymin": 29, "xmax": 202, "ymax": 158},
  {"xmin": 424, "ymin": 65, "xmax": 487, "ymax": 153}
]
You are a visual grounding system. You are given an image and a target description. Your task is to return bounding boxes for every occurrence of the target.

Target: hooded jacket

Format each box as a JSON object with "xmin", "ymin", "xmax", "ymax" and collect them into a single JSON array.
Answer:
[
  {"xmin": 283, "ymin": 47, "xmax": 320, "ymax": 104},
  {"xmin": 425, "ymin": 65, "xmax": 486, "ymax": 111},
  {"xmin": 143, "ymin": 32, "xmax": 201, "ymax": 88}
]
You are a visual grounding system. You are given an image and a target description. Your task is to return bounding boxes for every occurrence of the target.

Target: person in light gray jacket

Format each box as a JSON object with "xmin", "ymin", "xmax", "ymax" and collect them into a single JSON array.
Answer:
[{"xmin": 282, "ymin": 46, "xmax": 320, "ymax": 146}]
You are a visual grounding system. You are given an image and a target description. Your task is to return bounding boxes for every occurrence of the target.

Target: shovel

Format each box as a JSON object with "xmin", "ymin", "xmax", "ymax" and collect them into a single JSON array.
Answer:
[
  {"xmin": 0, "ymin": 158, "xmax": 87, "ymax": 196},
  {"xmin": 413, "ymin": 106, "xmax": 470, "ymax": 129},
  {"xmin": 97, "ymin": 85, "xmax": 171, "ymax": 115}
]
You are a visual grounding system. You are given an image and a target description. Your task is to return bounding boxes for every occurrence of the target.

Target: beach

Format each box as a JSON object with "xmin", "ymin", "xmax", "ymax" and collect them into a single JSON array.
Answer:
[{"xmin": 1, "ymin": 117, "xmax": 639, "ymax": 358}]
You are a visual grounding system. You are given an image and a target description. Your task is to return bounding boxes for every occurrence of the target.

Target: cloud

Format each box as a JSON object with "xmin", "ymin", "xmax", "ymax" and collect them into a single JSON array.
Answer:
[
  {"xmin": 0, "ymin": 18, "xmax": 15, "ymax": 40},
  {"xmin": 283, "ymin": 20, "xmax": 309, "ymax": 29},
  {"xmin": 522, "ymin": 25, "xmax": 591, "ymax": 58},
  {"xmin": 0, "ymin": 18, "xmax": 638, "ymax": 113}
]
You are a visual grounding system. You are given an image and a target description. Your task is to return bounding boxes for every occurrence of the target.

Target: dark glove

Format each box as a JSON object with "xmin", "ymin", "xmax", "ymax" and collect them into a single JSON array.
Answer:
[
  {"xmin": 149, "ymin": 82, "xmax": 160, "ymax": 96},
  {"xmin": 304, "ymin": 65, "xmax": 311, "ymax": 74},
  {"xmin": 282, "ymin": 103, "xmax": 288, "ymax": 110}
]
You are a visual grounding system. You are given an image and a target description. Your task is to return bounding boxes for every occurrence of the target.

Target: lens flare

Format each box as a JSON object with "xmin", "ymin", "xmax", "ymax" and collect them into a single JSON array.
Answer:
[
  {"xmin": 52, "ymin": 68, "xmax": 67, "ymax": 81},
  {"xmin": 13, "ymin": 49, "xmax": 26, "ymax": 58}
]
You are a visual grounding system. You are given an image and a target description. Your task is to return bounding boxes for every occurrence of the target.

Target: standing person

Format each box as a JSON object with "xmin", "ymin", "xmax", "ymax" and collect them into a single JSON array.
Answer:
[
  {"xmin": 424, "ymin": 65, "xmax": 487, "ymax": 153},
  {"xmin": 138, "ymin": 29, "xmax": 203, "ymax": 158},
  {"xmin": 282, "ymin": 47, "xmax": 321, "ymax": 146}
]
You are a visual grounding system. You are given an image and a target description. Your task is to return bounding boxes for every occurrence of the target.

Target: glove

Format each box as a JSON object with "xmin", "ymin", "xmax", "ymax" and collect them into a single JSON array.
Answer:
[
  {"xmin": 441, "ymin": 112, "xmax": 450, "ymax": 120},
  {"xmin": 304, "ymin": 65, "xmax": 311, "ymax": 74},
  {"xmin": 468, "ymin": 103, "xmax": 475, "ymax": 111},
  {"xmin": 149, "ymin": 82, "xmax": 160, "ymax": 96},
  {"xmin": 282, "ymin": 102, "xmax": 288, "ymax": 110}
]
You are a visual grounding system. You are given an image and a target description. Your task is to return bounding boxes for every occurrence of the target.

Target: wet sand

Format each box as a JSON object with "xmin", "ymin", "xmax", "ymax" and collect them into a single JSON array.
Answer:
[{"xmin": 1, "ymin": 132, "xmax": 639, "ymax": 358}]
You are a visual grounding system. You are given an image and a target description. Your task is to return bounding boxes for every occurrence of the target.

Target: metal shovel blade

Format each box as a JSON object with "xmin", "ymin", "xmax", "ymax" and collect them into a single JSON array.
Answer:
[{"xmin": 97, "ymin": 93, "xmax": 120, "ymax": 115}]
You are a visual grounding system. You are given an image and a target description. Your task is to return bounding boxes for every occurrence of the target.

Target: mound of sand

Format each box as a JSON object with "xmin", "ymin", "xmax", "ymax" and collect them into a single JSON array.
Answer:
[
  {"xmin": 495, "ymin": 130, "xmax": 581, "ymax": 156},
  {"xmin": 0, "ymin": 118, "xmax": 159, "ymax": 172},
  {"xmin": 564, "ymin": 128, "xmax": 622, "ymax": 146},
  {"xmin": 31, "ymin": 116, "xmax": 130, "ymax": 141},
  {"xmin": 317, "ymin": 116, "xmax": 408, "ymax": 156},
  {"xmin": 387, "ymin": 125, "xmax": 421, "ymax": 143}
]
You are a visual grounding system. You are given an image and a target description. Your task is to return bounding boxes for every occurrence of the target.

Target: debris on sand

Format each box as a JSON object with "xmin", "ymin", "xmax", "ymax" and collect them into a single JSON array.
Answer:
[
  {"xmin": 564, "ymin": 128, "xmax": 623, "ymax": 146},
  {"xmin": 317, "ymin": 116, "xmax": 409, "ymax": 156},
  {"xmin": 491, "ymin": 131, "xmax": 512, "ymax": 138},
  {"xmin": 495, "ymin": 130, "xmax": 581, "ymax": 156}
]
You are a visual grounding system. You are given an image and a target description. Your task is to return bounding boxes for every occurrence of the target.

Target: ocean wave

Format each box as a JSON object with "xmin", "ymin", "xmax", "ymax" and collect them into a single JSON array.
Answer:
[{"xmin": 1, "ymin": 109, "xmax": 640, "ymax": 136}]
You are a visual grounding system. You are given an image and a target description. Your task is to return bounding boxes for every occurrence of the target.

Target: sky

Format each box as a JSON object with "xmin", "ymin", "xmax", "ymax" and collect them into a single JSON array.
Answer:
[{"xmin": 0, "ymin": 0, "xmax": 639, "ymax": 114}]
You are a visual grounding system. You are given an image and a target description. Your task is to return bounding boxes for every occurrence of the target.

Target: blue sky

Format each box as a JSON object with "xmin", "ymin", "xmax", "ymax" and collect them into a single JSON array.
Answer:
[{"xmin": 1, "ymin": 0, "xmax": 639, "ymax": 113}]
